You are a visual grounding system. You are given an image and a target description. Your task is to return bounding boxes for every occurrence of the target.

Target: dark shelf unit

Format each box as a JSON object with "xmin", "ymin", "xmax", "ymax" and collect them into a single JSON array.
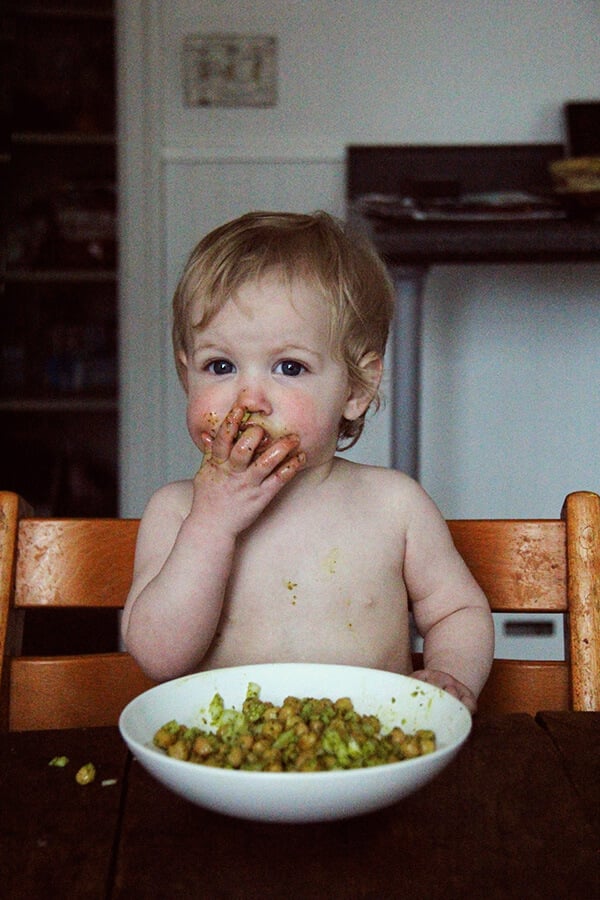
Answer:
[{"xmin": 2, "ymin": 0, "xmax": 118, "ymax": 520}]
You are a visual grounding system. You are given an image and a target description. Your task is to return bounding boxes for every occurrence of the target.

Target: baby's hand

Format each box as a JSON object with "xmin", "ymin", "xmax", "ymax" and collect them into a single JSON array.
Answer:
[
  {"xmin": 411, "ymin": 668, "xmax": 477, "ymax": 714},
  {"xmin": 192, "ymin": 405, "xmax": 305, "ymax": 534}
]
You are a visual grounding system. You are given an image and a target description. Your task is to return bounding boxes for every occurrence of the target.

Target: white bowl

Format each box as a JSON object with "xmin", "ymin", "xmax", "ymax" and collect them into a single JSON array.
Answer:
[{"xmin": 119, "ymin": 663, "xmax": 471, "ymax": 823}]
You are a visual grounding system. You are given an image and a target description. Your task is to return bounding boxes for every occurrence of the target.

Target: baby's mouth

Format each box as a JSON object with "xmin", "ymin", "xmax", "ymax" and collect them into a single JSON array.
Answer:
[{"xmin": 239, "ymin": 416, "xmax": 273, "ymax": 452}]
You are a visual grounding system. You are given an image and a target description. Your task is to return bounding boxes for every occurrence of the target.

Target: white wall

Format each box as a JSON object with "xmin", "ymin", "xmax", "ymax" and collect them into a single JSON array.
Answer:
[
  {"xmin": 160, "ymin": 0, "xmax": 600, "ymax": 150},
  {"xmin": 421, "ymin": 264, "xmax": 600, "ymax": 516},
  {"xmin": 117, "ymin": 0, "xmax": 600, "ymax": 518}
]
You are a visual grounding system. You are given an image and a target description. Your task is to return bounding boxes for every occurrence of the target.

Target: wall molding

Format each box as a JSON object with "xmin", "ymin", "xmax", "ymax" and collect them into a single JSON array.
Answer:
[{"xmin": 161, "ymin": 146, "xmax": 344, "ymax": 165}]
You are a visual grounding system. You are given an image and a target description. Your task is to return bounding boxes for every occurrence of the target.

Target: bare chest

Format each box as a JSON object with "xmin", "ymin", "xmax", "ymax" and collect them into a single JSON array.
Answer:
[{"xmin": 201, "ymin": 518, "xmax": 411, "ymax": 672}]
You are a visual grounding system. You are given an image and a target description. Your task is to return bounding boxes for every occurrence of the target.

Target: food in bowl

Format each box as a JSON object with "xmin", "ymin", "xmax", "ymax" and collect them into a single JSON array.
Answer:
[
  {"xmin": 119, "ymin": 664, "xmax": 472, "ymax": 823},
  {"xmin": 153, "ymin": 682, "xmax": 436, "ymax": 772}
]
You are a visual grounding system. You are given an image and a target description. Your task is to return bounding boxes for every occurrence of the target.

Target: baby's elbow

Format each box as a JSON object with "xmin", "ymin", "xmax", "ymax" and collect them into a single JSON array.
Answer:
[
  {"xmin": 126, "ymin": 644, "xmax": 190, "ymax": 683},
  {"xmin": 120, "ymin": 627, "xmax": 168, "ymax": 682}
]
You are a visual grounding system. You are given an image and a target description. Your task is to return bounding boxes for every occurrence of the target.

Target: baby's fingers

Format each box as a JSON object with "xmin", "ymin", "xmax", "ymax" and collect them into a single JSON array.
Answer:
[
  {"xmin": 209, "ymin": 406, "xmax": 246, "ymax": 463},
  {"xmin": 268, "ymin": 449, "xmax": 306, "ymax": 484},
  {"xmin": 412, "ymin": 669, "xmax": 477, "ymax": 713},
  {"xmin": 249, "ymin": 434, "xmax": 302, "ymax": 477},
  {"xmin": 227, "ymin": 423, "xmax": 271, "ymax": 472}
]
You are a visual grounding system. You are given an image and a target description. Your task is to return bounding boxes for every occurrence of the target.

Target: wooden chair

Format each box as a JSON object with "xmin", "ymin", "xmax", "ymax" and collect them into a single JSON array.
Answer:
[
  {"xmin": 0, "ymin": 491, "xmax": 154, "ymax": 731},
  {"xmin": 1, "ymin": 489, "xmax": 599, "ymax": 730},
  {"xmin": 450, "ymin": 490, "xmax": 600, "ymax": 714}
]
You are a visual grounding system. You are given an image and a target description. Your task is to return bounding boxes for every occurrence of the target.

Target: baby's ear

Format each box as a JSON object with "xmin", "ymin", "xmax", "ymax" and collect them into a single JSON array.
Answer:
[
  {"xmin": 177, "ymin": 350, "xmax": 190, "ymax": 392},
  {"xmin": 343, "ymin": 352, "xmax": 383, "ymax": 421}
]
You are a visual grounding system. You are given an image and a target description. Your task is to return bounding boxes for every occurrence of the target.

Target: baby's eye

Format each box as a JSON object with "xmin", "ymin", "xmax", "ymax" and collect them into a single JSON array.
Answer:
[
  {"xmin": 206, "ymin": 359, "xmax": 236, "ymax": 375},
  {"xmin": 274, "ymin": 360, "xmax": 306, "ymax": 377}
]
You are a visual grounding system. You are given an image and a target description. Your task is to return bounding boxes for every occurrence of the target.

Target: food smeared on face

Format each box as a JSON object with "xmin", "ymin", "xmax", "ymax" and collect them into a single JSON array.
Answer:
[{"xmin": 205, "ymin": 411, "xmax": 220, "ymax": 437}]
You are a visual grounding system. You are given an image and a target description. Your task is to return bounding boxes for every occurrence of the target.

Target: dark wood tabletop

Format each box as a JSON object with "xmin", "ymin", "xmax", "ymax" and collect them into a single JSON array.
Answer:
[{"xmin": 2, "ymin": 712, "xmax": 599, "ymax": 899}]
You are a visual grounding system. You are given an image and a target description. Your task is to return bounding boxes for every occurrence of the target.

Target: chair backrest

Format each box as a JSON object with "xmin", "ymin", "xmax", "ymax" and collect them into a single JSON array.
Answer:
[
  {"xmin": 449, "ymin": 490, "xmax": 600, "ymax": 714},
  {"xmin": 1, "ymin": 489, "xmax": 598, "ymax": 729},
  {"xmin": 0, "ymin": 491, "xmax": 155, "ymax": 731}
]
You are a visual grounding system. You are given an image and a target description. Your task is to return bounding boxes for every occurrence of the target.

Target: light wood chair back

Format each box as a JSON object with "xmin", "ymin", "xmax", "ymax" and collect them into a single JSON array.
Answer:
[
  {"xmin": 1, "ymin": 490, "xmax": 599, "ymax": 730},
  {"xmin": 448, "ymin": 490, "xmax": 600, "ymax": 714},
  {"xmin": 0, "ymin": 491, "xmax": 154, "ymax": 731}
]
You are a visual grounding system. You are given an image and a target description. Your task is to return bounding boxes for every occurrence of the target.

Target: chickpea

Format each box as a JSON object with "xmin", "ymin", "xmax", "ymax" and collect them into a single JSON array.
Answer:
[
  {"xmin": 334, "ymin": 697, "xmax": 353, "ymax": 713},
  {"xmin": 278, "ymin": 699, "xmax": 300, "ymax": 722},
  {"xmin": 298, "ymin": 731, "xmax": 317, "ymax": 751},
  {"xmin": 261, "ymin": 719, "xmax": 283, "ymax": 740},
  {"xmin": 75, "ymin": 763, "xmax": 96, "ymax": 785},
  {"xmin": 399, "ymin": 736, "xmax": 421, "ymax": 758},
  {"xmin": 417, "ymin": 730, "xmax": 436, "ymax": 755},
  {"xmin": 389, "ymin": 727, "xmax": 406, "ymax": 746},
  {"xmin": 193, "ymin": 735, "xmax": 214, "ymax": 757},
  {"xmin": 167, "ymin": 739, "xmax": 191, "ymax": 761},
  {"xmin": 363, "ymin": 715, "xmax": 381, "ymax": 734},
  {"xmin": 252, "ymin": 739, "xmax": 269, "ymax": 757},
  {"xmin": 295, "ymin": 751, "xmax": 319, "ymax": 771},
  {"xmin": 227, "ymin": 746, "xmax": 244, "ymax": 768},
  {"xmin": 239, "ymin": 733, "xmax": 254, "ymax": 752},
  {"xmin": 153, "ymin": 725, "xmax": 179, "ymax": 749},
  {"xmin": 262, "ymin": 747, "xmax": 282, "ymax": 766}
]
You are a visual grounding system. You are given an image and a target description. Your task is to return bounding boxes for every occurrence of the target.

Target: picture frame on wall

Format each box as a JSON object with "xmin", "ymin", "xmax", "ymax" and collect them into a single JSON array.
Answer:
[{"xmin": 183, "ymin": 34, "xmax": 277, "ymax": 108}]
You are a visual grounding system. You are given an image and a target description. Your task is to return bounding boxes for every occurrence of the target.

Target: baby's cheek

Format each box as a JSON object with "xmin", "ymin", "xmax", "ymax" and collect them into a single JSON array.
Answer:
[
  {"xmin": 186, "ymin": 399, "xmax": 221, "ymax": 445},
  {"xmin": 287, "ymin": 396, "xmax": 332, "ymax": 447}
]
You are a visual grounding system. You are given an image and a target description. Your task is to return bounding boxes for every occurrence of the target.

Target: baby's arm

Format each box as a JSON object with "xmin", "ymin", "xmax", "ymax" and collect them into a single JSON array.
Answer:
[
  {"xmin": 121, "ymin": 405, "xmax": 304, "ymax": 680},
  {"xmin": 404, "ymin": 485, "xmax": 494, "ymax": 712}
]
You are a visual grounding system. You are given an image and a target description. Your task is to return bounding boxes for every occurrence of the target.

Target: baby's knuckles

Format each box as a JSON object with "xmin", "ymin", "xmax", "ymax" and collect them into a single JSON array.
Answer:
[
  {"xmin": 190, "ymin": 433, "xmax": 304, "ymax": 534},
  {"xmin": 190, "ymin": 462, "xmax": 269, "ymax": 536}
]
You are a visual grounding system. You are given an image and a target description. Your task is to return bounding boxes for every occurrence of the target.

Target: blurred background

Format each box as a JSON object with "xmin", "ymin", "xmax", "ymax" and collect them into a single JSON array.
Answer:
[{"xmin": 2, "ymin": 1, "xmax": 599, "ymax": 656}]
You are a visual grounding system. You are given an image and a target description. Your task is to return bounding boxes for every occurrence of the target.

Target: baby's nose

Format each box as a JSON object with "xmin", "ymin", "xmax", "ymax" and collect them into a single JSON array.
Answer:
[{"xmin": 237, "ymin": 384, "xmax": 273, "ymax": 416}]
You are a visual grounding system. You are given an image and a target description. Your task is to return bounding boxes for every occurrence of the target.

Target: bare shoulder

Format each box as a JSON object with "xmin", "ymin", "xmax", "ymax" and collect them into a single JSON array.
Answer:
[
  {"xmin": 332, "ymin": 458, "xmax": 440, "ymax": 518},
  {"xmin": 141, "ymin": 479, "xmax": 194, "ymax": 522},
  {"xmin": 135, "ymin": 480, "xmax": 193, "ymax": 551}
]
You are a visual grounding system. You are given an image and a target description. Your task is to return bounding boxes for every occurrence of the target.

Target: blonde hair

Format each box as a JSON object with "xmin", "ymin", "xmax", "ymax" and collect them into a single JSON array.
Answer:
[{"xmin": 172, "ymin": 211, "xmax": 394, "ymax": 449}]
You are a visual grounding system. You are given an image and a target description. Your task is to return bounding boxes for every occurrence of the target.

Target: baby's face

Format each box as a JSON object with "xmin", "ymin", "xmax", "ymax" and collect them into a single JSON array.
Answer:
[{"xmin": 180, "ymin": 273, "xmax": 358, "ymax": 467}]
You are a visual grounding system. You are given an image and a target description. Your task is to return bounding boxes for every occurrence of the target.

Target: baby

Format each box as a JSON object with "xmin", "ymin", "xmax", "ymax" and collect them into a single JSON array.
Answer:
[{"xmin": 122, "ymin": 211, "xmax": 494, "ymax": 711}]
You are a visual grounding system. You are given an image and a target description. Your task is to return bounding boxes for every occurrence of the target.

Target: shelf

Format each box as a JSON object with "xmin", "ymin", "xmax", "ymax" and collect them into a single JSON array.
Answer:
[
  {"xmin": 6, "ymin": 268, "xmax": 117, "ymax": 283},
  {"xmin": 360, "ymin": 215, "xmax": 600, "ymax": 266},
  {"xmin": 0, "ymin": 397, "xmax": 117, "ymax": 412},
  {"xmin": 348, "ymin": 144, "xmax": 600, "ymax": 266},
  {"xmin": 12, "ymin": 4, "xmax": 113, "ymax": 21},
  {"xmin": 12, "ymin": 131, "xmax": 115, "ymax": 146}
]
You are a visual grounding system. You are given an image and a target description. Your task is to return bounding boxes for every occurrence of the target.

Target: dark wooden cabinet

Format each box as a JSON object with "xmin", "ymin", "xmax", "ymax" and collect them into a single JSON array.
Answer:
[{"xmin": 2, "ymin": 1, "xmax": 118, "ymax": 517}]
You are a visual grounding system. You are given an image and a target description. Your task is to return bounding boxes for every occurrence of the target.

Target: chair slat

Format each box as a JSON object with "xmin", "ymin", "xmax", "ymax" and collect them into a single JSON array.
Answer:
[
  {"xmin": 448, "ymin": 520, "xmax": 567, "ymax": 612},
  {"xmin": 412, "ymin": 653, "xmax": 570, "ymax": 715},
  {"xmin": 14, "ymin": 519, "xmax": 139, "ymax": 608},
  {"xmin": 477, "ymin": 659, "xmax": 569, "ymax": 715},
  {"xmin": 9, "ymin": 653, "xmax": 155, "ymax": 731}
]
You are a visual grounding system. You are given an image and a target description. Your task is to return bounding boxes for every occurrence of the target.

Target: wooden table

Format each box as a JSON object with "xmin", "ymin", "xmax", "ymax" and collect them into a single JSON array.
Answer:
[{"xmin": 2, "ymin": 713, "xmax": 599, "ymax": 899}]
